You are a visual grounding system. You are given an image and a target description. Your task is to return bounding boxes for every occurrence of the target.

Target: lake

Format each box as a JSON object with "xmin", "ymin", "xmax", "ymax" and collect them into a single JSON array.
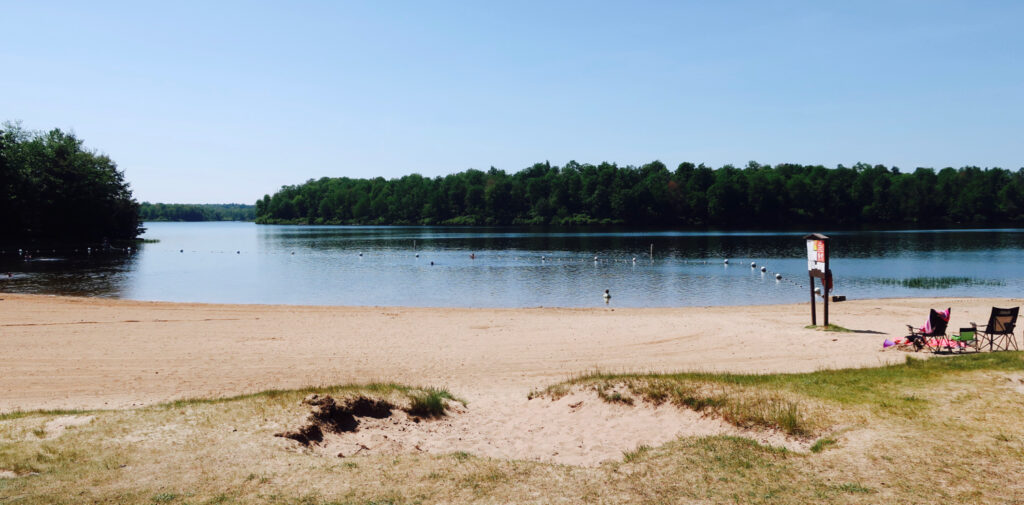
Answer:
[{"xmin": 2, "ymin": 222, "xmax": 1024, "ymax": 307}]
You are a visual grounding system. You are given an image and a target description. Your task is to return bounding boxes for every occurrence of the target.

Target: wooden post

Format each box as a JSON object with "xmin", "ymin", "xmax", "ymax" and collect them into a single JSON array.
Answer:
[
  {"xmin": 809, "ymin": 272, "xmax": 817, "ymax": 326},
  {"xmin": 822, "ymin": 240, "xmax": 831, "ymax": 326},
  {"xmin": 649, "ymin": 243, "xmax": 653, "ymax": 259},
  {"xmin": 822, "ymin": 274, "xmax": 829, "ymax": 326}
]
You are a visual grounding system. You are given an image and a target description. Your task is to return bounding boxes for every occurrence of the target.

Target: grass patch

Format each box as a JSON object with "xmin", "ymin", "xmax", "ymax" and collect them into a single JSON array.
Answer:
[
  {"xmin": 622, "ymin": 444, "xmax": 652, "ymax": 463},
  {"xmin": 151, "ymin": 492, "xmax": 178, "ymax": 502},
  {"xmin": 407, "ymin": 387, "xmax": 457, "ymax": 418},
  {"xmin": 536, "ymin": 352, "xmax": 1024, "ymax": 436},
  {"xmin": 809, "ymin": 437, "xmax": 837, "ymax": 453},
  {"xmin": 160, "ymin": 382, "xmax": 463, "ymax": 412},
  {"xmin": 834, "ymin": 482, "xmax": 875, "ymax": 494},
  {"xmin": 874, "ymin": 276, "xmax": 1004, "ymax": 289},
  {"xmin": 4, "ymin": 355, "xmax": 1024, "ymax": 504},
  {"xmin": 804, "ymin": 324, "xmax": 852, "ymax": 332},
  {"xmin": 0, "ymin": 408, "xmax": 93, "ymax": 422}
]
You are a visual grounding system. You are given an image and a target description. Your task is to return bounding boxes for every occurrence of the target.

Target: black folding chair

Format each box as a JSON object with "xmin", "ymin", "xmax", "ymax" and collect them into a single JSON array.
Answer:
[
  {"xmin": 972, "ymin": 307, "xmax": 1019, "ymax": 352},
  {"xmin": 905, "ymin": 308, "xmax": 950, "ymax": 352}
]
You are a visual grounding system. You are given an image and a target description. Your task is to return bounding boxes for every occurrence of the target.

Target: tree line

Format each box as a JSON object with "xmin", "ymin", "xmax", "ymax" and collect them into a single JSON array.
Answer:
[
  {"xmin": 0, "ymin": 122, "xmax": 142, "ymax": 243},
  {"xmin": 140, "ymin": 203, "xmax": 255, "ymax": 222},
  {"xmin": 255, "ymin": 161, "xmax": 1024, "ymax": 227}
]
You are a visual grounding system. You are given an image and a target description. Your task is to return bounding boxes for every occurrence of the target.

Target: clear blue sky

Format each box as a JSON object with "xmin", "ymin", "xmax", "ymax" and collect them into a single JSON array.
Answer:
[{"xmin": 2, "ymin": 1, "xmax": 1021, "ymax": 204}]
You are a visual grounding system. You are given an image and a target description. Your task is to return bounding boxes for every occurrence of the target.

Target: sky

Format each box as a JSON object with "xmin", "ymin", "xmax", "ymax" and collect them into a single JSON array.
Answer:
[{"xmin": 1, "ymin": 1, "xmax": 1021, "ymax": 204}]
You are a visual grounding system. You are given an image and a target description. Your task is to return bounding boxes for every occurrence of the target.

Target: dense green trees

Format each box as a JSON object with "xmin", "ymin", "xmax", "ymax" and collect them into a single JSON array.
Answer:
[
  {"xmin": 255, "ymin": 161, "xmax": 1024, "ymax": 227},
  {"xmin": 0, "ymin": 123, "xmax": 141, "ymax": 242},
  {"xmin": 139, "ymin": 203, "xmax": 255, "ymax": 222}
]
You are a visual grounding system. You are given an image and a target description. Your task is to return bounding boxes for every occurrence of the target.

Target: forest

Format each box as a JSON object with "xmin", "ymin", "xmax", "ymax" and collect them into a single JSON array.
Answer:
[
  {"xmin": 0, "ymin": 123, "xmax": 142, "ymax": 242},
  {"xmin": 255, "ymin": 161, "xmax": 1024, "ymax": 227},
  {"xmin": 139, "ymin": 203, "xmax": 255, "ymax": 222}
]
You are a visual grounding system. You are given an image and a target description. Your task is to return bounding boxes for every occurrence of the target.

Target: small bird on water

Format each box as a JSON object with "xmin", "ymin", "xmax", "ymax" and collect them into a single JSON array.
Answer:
[{"xmin": 603, "ymin": 289, "xmax": 611, "ymax": 303}]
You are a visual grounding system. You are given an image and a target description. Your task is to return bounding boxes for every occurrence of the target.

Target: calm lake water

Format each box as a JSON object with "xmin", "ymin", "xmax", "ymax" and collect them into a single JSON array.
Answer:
[{"xmin": 3, "ymin": 222, "xmax": 1024, "ymax": 307}]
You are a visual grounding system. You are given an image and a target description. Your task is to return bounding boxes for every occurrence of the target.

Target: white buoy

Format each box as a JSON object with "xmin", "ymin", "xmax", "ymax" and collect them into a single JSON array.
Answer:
[
  {"xmin": 751, "ymin": 262, "xmax": 756, "ymax": 268},
  {"xmin": 593, "ymin": 256, "xmax": 598, "ymax": 262},
  {"xmin": 814, "ymin": 287, "xmax": 822, "ymax": 295},
  {"xmin": 723, "ymin": 259, "xmax": 729, "ymax": 264},
  {"xmin": 358, "ymin": 252, "xmax": 362, "ymax": 257},
  {"xmin": 761, "ymin": 266, "xmax": 767, "ymax": 272},
  {"xmin": 632, "ymin": 257, "xmax": 636, "ymax": 263},
  {"xmin": 775, "ymin": 273, "xmax": 782, "ymax": 280},
  {"xmin": 415, "ymin": 253, "xmax": 419, "ymax": 258}
]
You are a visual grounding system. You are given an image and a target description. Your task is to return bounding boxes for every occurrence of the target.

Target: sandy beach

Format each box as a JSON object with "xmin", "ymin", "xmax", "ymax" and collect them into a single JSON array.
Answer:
[
  {"xmin": 3, "ymin": 292, "xmax": 1024, "ymax": 495},
  {"xmin": 2, "ymin": 293, "xmax": 1017, "ymax": 413}
]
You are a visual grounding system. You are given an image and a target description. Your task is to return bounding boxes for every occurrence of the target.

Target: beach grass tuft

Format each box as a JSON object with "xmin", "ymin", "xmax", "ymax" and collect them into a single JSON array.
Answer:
[
  {"xmin": 407, "ymin": 387, "xmax": 457, "ymax": 418},
  {"xmin": 622, "ymin": 444, "xmax": 652, "ymax": 463},
  {"xmin": 809, "ymin": 437, "xmax": 837, "ymax": 453}
]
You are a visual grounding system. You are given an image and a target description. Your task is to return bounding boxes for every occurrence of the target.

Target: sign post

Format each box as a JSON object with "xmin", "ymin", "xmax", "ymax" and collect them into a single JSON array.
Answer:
[{"xmin": 804, "ymin": 233, "xmax": 831, "ymax": 326}]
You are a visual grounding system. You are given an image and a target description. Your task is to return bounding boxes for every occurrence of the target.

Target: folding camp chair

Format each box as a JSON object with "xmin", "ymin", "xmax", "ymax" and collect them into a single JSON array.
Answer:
[
  {"xmin": 949, "ymin": 327, "xmax": 979, "ymax": 353},
  {"xmin": 905, "ymin": 308, "xmax": 951, "ymax": 353},
  {"xmin": 972, "ymin": 307, "xmax": 1020, "ymax": 352}
]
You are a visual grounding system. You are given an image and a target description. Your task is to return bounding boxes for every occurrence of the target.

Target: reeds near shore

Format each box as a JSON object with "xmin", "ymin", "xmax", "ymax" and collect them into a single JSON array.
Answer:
[{"xmin": 873, "ymin": 276, "xmax": 1004, "ymax": 289}]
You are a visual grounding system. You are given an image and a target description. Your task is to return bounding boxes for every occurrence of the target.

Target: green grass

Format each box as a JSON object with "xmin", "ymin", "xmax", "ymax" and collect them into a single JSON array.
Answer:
[
  {"xmin": 161, "ymin": 382, "xmax": 463, "ymax": 412},
  {"xmin": 622, "ymin": 444, "xmax": 652, "ymax": 463},
  {"xmin": 0, "ymin": 384, "xmax": 464, "ymax": 424},
  {"xmin": 0, "ymin": 408, "xmax": 92, "ymax": 422},
  {"xmin": 874, "ymin": 276, "xmax": 1004, "ymax": 289},
  {"xmin": 536, "ymin": 353, "xmax": 1024, "ymax": 436},
  {"xmin": 804, "ymin": 324, "xmax": 852, "ymax": 332},
  {"xmin": 809, "ymin": 437, "xmax": 837, "ymax": 453},
  {"xmin": 556, "ymin": 352, "xmax": 1023, "ymax": 407},
  {"xmin": 407, "ymin": 387, "xmax": 458, "ymax": 418}
]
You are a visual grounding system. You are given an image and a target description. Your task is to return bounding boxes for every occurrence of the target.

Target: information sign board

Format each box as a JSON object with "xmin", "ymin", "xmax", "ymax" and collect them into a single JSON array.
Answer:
[{"xmin": 807, "ymin": 239, "xmax": 826, "ymax": 275}]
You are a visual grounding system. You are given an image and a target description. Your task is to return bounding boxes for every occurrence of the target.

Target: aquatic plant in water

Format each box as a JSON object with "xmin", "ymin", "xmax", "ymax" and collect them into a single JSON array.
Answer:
[{"xmin": 874, "ymin": 277, "xmax": 1004, "ymax": 289}]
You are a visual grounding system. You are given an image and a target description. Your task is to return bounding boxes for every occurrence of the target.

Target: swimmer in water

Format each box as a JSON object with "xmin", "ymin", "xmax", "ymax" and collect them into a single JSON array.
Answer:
[
  {"xmin": 470, "ymin": 253, "xmax": 475, "ymax": 260},
  {"xmin": 603, "ymin": 289, "xmax": 611, "ymax": 303}
]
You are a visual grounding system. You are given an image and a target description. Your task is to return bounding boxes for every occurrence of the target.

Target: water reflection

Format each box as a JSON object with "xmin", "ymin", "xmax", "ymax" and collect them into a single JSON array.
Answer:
[
  {"xmin": 2, "ymin": 223, "xmax": 1024, "ymax": 307},
  {"xmin": 0, "ymin": 249, "xmax": 139, "ymax": 298}
]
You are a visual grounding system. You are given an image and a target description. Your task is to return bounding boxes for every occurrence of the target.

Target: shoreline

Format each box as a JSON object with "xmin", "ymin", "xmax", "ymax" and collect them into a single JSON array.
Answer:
[
  {"xmin": 2, "ymin": 293, "xmax": 1021, "ymax": 413},
  {"xmin": 3, "ymin": 289, "xmax": 1013, "ymax": 310}
]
